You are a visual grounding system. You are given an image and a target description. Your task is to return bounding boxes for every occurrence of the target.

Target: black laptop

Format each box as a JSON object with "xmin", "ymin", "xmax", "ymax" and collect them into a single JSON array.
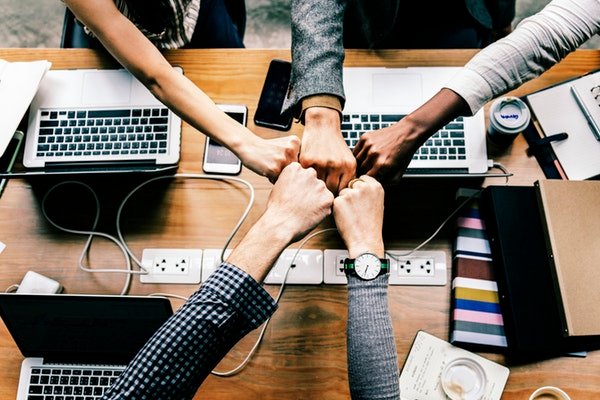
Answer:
[{"xmin": 0, "ymin": 293, "xmax": 173, "ymax": 400}]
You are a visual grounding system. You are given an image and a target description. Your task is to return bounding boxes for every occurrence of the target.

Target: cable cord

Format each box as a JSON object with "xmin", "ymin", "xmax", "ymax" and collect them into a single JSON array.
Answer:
[
  {"xmin": 115, "ymin": 173, "xmax": 255, "ymax": 269},
  {"xmin": 385, "ymin": 187, "xmax": 484, "ymax": 260},
  {"xmin": 41, "ymin": 181, "xmax": 138, "ymax": 295},
  {"xmin": 40, "ymin": 174, "xmax": 255, "ymax": 296}
]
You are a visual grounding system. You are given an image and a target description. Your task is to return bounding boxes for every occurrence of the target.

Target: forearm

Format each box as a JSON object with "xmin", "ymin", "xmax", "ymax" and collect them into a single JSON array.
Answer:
[
  {"xmin": 395, "ymin": 88, "xmax": 471, "ymax": 147},
  {"xmin": 446, "ymin": 0, "xmax": 600, "ymax": 114},
  {"xmin": 65, "ymin": 0, "xmax": 257, "ymax": 157},
  {"xmin": 284, "ymin": 0, "xmax": 347, "ymax": 113},
  {"xmin": 102, "ymin": 264, "xmax": 277, "ymax": 400},
  {"xmin": 347, "ymin": 275, "xmax": 400, "ymax": 400},
  {"xmin": 228, "ymin": 210, "xmax": 294, "ymax": 282}
]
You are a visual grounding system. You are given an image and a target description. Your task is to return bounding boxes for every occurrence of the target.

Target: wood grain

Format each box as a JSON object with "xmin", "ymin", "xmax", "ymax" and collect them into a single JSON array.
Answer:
[{"xmin": 0, "ymin": 48, "xmax": 598, "ymax": 399}]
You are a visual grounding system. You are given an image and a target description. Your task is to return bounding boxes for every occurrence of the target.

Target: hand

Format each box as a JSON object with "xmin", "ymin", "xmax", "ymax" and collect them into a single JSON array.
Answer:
[
  {"xmin": 354, "ymin": 88, "xmax": 471, "ymax": 183},
  {"xmin": 238, "ymin": 135, "xmax": 301, "ymax": 182},
  {"xmin": 263, "ymin": 162, "xmax": 334, "ymax": 243},
  {"xmin": 300, "ymin": 107, "xmax": 356, "ymax": 194},
  {"xmin": 333, "ymin": 175, "xmax": 384, "ymax": 258},
  {"xmin": 227, "ymin": 162, "xmax": 333, "ymax": 281},
  {"xmin": 353, "ymin": 122, "xmax": 422, "ymax": 184}
]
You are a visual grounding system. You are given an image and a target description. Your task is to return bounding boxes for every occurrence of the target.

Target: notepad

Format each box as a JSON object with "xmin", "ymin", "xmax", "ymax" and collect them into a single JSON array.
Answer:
[
  {"xmin": 400, "ymin": 331, "xmax": 509, "ymax": 400},
  {"xmin": 535, "ymin": 179, "xmax": 600, "ymax": 337},
  {"xmin": 525, "ymin": 70, "xmax": 600, "ymax": 180}
]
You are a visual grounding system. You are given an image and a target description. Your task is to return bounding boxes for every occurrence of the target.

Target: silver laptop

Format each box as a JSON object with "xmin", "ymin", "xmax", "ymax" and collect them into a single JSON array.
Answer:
[
  {"xmin": 21, "ymin": 68, "xmax": 182, "ymax": 175},
  {"xmin": 0, "ymin": 293, "xmax": 173, "ymax": 400},
  {"xmin": 342, "ymin": 67, "xmax": 488, "ymax": 176}
]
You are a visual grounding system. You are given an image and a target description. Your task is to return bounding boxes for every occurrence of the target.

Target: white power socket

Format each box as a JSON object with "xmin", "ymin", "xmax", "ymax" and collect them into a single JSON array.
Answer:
[
  {"xmin": 201, "ymin": 249, "xmax": 233, "ymax": 282},
  {"xmin": 324, "ymin": 249, "xmax": 447, "ymax": 285},
  {"xmin": 140, "ymin": 249, "xmax": 202, "ymax": 284},
  {"xmin": 387, "ymin": 250, "xmax": 447, "ymax": 285},
  {"xmin": 264, "ymin": 249, "xmax": 323, "ymax": 284}
]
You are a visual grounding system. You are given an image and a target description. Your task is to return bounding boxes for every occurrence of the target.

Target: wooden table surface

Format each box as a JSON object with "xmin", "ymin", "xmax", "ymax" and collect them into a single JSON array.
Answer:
[{"xmin": 0, "ymin": 48, "xmax": 599, "ymax": 399}]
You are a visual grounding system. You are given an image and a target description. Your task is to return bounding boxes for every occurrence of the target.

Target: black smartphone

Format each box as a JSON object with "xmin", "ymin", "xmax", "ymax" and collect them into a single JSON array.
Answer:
[{"xmin": 254, "ymin": 59, "xmax": 293, "ymax": 131}]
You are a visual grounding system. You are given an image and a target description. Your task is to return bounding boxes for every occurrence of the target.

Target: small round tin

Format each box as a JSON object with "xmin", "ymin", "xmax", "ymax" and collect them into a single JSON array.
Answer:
[
  {"xmin": 487, "ymin": 96, "xmax": 531, "ymax": 146},
  {"xmin": 441, "ymin": 357, "xmax": 487, "ymax": 400}
]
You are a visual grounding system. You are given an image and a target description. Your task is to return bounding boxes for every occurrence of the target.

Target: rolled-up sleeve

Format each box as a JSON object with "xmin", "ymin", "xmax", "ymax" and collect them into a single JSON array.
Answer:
[{"xmin": 102, "ymin": 263, "xmax": 277, "ymax": 400}]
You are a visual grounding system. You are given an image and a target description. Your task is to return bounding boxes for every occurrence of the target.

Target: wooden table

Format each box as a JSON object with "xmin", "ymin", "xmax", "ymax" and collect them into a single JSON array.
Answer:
[{"xmin": 0, "ymin": 48, "xmax": 599, "ymax": 399}]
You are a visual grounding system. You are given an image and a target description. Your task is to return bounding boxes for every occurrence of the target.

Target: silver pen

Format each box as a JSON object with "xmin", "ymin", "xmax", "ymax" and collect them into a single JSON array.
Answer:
[{"xmin": 570, "ymin": 85, "xmax": 600, "ymax": 141}]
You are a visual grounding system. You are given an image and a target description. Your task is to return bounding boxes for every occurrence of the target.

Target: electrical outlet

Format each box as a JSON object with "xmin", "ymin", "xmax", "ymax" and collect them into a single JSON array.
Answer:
[
  {"xmin": 324, "ymin": 249, "xmax": 349, "ymax": 284},
  {"xmin": 396, "ymin": 257, "xmax": 435, "ymax": 276},
  {"xmin": 324, "ymin": 249, "xmax": 447, "ymax": 285},
  {"xmin": 264, "ymin": 249, "xmax": 323, "ymax": 284},
  {"xmin": 201, "ymin": 249, "xmax": 233, "ymax": 282},
  {"xmin": 140, "ymin": 249, "xmax": 202, "ymax": 284},
  {"xmin": 387, "ymin": 250, "xmax": 447, "ymax": 286}
]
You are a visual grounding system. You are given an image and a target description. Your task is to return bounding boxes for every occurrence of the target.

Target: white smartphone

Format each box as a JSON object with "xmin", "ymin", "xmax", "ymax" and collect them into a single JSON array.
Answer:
[{"xmin": 202, "ymin": 104, "xmax": 246, "ymax": 175}]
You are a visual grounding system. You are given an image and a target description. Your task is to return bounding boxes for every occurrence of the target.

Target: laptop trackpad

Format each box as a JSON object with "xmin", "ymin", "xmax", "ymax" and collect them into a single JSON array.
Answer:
[
  {"xmin": 372, "ymin": 73, "xmax": 422, "ymax": 107},
  {"xmin": 82, "ymin": 71, "xmax": 132, "ymax": 105}
]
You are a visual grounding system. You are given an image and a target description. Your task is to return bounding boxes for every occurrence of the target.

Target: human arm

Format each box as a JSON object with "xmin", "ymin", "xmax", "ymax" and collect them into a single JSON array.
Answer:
[
  {"xmin": 333, "ymin": 176, "xmax": 400, "ymax": 399},
  {"xmin": 64, "ymin": 0, "xmax": 300, "ymax": 181},
  {"xmin": 355, "ymin": 0, "xmax": 600, "ymax": 182},
  {"xmin": 283, "ymin": 0, "xmax": 355, "ymax": 194},
  {"xmin": 101, "ymin": 163, "xmax": 333, "ymax": 400},
  {"xmin": 354, "ymin": 88, "xmax": 469, "ymax": 182}
]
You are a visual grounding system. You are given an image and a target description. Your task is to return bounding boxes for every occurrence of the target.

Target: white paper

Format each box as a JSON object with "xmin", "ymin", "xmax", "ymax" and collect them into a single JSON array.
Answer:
[{"xmin": 0, "ymin": 59, "xmax": 51, "ymax": 156}]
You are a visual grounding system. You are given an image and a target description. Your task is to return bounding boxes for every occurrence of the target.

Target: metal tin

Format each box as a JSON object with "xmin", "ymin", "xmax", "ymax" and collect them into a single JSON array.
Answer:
[{"xmin": 487, "ymin": 96, "xmax": 531, "ymax": 146}]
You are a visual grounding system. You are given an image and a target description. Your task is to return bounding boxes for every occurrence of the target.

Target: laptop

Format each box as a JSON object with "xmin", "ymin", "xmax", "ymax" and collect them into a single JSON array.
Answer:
[
  {"xmin": 17, "ymin": 68, "xmax": 182, "ymax": 177},
  {"xmin": 342, "ymin": 67, "xmax": 489, "ymax": 176},
  {"xmin": 0, "ymin": 293, "xmax": 173, "ymax": 400}
]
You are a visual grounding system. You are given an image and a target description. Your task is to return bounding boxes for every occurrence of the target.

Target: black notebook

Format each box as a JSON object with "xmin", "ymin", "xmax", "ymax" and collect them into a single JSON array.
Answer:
[{"xmin": 480, "ymin": 185, "xmax": 596, "ymax": 364}]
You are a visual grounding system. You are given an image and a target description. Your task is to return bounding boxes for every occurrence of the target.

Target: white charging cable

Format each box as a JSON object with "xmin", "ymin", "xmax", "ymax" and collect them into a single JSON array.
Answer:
[{"xmin": 40, "ymin": 174, "xmax": 255, "ymax": 295}]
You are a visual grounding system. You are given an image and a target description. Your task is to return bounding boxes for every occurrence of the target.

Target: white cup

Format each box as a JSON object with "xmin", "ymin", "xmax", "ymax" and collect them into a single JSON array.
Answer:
[{"xmin": 528, "ymin": 386, "xmax": 572, "ymax": 400}]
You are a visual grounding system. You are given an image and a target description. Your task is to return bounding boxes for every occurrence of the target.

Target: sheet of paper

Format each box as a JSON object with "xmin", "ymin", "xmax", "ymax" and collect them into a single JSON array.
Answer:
[
  {"xmin": 526, "ymin": 72, "xmax": 600, "ymax": 180},
  {"xmin": 0, "ymin": 59, "xmax": 51, "ymax": 156},
  {"xmin": 400, "ymin": 331, "xmax": 509, "ymax": 400}
]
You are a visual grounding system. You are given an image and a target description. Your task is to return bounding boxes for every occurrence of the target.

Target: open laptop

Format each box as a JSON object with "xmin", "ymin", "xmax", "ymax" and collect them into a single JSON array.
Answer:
[
  {"xmin": 0, "ymin": 293, "xmax": 173, "ymax": 400},
  {"xmin": 342, "ymin": 67, "xmax": 489, "ymax": 176},
  {"xmin": 17, "ymin": 68, "xmax": 182, "ymax": 177}
]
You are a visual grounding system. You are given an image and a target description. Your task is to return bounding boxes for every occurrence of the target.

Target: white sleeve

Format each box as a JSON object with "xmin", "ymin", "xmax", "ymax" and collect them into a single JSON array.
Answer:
[{"xmin": 445, "ymin": 0, "xmax": 600, "ymax": 114}]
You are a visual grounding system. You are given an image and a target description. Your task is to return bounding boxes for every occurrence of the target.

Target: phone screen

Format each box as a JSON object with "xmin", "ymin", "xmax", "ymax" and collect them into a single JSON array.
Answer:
[
  {"xmin": 254, "ymin": 59, "xmax": 293, "ymax": 131},
  {"xmin": 205, "ymin": 111, "xmax": 244, "ymax": 165}
]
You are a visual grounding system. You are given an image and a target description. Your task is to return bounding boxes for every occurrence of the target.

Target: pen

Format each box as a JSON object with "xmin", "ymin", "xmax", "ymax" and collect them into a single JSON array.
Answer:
[{"xmin": 570, "ymin": 85, "xmax": 600, "ymax": 141}]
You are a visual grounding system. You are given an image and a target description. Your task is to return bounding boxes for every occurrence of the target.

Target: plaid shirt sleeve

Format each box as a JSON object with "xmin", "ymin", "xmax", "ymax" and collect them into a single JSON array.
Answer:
[{"xmin": 101, "ymin": 263, "xmax": 278, "ymax": 400}]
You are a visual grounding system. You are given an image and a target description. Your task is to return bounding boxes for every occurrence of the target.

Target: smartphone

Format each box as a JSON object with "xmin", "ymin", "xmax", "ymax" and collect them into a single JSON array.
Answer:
[
  {"xmin": 202, "ymin": 104, "xmax": 246, "ymax": 175},
  {"xmin": 254, "ymin": 59, "xmax": 293, "ymax": 131},
  {"xmin": 0, "ymin": 131, "xmax": 24, "ymax": 196}
]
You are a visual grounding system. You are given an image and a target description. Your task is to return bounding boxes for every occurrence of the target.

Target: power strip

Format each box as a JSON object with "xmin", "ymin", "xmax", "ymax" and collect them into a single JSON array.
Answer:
[
  {"xmin": 324, "ymin": 249, "xmax": 447, "ymax": 285},
  {"xmin": 143, "ymin": 248, "xmax": 447, "ymax": 285}
]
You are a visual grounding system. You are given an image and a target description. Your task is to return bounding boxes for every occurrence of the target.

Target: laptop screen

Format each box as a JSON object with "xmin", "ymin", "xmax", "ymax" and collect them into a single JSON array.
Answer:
[{"xmin": 0, "ymin": 294, "xmax": 173, "ymax": 364}]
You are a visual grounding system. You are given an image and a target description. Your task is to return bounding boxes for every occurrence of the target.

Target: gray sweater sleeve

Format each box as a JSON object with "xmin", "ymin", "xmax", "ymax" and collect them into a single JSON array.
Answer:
[
  {"xmin": 347, "ymin": 274, "xmax": 400, "ymax": 400},
  {"xmin": 283, "ymin": 0, "xmax": 347, "ymax": 114}
]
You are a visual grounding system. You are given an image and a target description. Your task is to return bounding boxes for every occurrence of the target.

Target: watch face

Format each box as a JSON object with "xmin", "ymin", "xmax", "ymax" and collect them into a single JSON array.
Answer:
[{"xmin": 354, "ymin": 253, "xmax": 382, "ymax": 280}]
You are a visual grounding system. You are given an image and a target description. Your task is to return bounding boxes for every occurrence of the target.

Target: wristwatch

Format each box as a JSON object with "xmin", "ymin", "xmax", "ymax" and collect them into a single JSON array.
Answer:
[{"xmin": 343, "ymin": 253, "xmax": 390, "ymax": 280}]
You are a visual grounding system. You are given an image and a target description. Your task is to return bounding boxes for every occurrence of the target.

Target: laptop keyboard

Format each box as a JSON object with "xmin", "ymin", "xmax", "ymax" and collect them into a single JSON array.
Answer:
[
  {"xmin": 27, "ymin": 366, "xmax": 123, "ymax": 400},
  {"xmin": 36, "ymin": 107, "xmax": 170, "ymax": 159},
  {"xmin": 341, "ymin": 114, "xmax": 467, "ymax": 161}
]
